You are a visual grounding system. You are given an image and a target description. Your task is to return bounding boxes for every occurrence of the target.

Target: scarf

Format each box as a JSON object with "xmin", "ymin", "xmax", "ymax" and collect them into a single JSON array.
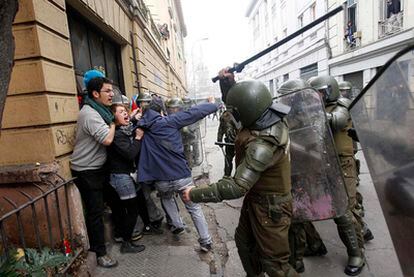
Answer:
[
  {"xmin": 83, "ymin": 96, "xmax": 114, "ymax": 125},
  {"xmin": 119, "ymin": 122, "xmax": 134, "ymax": 137}
]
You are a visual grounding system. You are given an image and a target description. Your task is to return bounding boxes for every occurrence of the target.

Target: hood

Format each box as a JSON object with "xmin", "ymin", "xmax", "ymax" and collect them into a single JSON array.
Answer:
[{"xmin": 137, "ymin": 109, "xmax": 162, "ymax": 129}]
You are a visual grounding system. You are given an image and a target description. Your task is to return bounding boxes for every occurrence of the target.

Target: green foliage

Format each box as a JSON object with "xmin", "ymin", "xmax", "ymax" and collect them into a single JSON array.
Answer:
[
  {"xmin": 14, "ymin": 248, "xmax": 70, "ymax": 277},
  {"xmin": 0, "ymin": 250, "xmax": 20, "ymax": 277}
]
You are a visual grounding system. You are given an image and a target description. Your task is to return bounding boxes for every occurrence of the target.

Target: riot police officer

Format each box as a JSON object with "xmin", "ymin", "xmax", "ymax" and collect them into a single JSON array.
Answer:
[
  {"xmin": 165, "ymin": 97, "xmax": 196, "ymax": 167},
  {"xmin": 339, "ymin": 81, "xmax": 353, "ymax": 99},
  {"xmin": 338, "ymin": 81, "xmax": 374, "ymax": 243},
  {"xmin": 310, "ymin": 75, "xmax": 365, "ymax": 276},
  {"xmin": 165, "ymin": 97, "xmax": 184, "ymax": 114},
  {"xmin": 217, "ymin": 110, "xmax": 237, "ymax": 176},
  {"xmin": 183, "ymin": 71, "xmax": 298, "ymax": 277},
  {"xmin": 182, "ymin": 97, "xmax": 203, "ymax": 168},
  {"xmin": 132, "ymin": 91, "xmax": 152, "ymax": 111}
]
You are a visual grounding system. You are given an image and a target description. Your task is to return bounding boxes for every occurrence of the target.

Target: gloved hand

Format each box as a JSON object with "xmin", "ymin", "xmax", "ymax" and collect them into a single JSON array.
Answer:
[{"xmin": 347, "ymin": 128, "xmax": 359, "ymax": 142}]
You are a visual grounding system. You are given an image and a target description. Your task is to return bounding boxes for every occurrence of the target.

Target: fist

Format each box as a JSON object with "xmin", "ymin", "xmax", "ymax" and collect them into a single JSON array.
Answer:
[
  {"xmin": 218, "ymin": 67, "xmax": 235, "ymax": 82},
  {"xmin": 182, "ymin": 186, "xmax": 195, "ymax": 202},
  {"xmin": 131, "ymin": 108, "xmax": 142, "ymax": 121},
  {"xmin": 207, "ymin": 96, "xmax": 215, "ymax": 103},
  {"xmin": 135, "ymin": 128, "xmax": 144, "ymax": 140}
]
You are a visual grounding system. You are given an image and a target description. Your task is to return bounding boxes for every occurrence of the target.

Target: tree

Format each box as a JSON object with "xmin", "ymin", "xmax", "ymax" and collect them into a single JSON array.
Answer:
[{"xmin": 0, "ymin": 0, "xmax": 19, "ymax": 136}]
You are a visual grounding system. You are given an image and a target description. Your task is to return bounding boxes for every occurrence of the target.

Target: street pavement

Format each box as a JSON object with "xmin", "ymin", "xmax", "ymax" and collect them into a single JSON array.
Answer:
[{"xmin": 95, "ymin": 119, "xmax": 403, "ymax": 277}]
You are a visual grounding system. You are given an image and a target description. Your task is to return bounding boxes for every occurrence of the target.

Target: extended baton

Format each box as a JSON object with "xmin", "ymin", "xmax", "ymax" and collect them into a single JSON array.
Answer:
[
  {"xmin": 211, "ymin": 3, "xmax": 345, "ymax": 83},
  {"xmin": 215, "ymin": 142, "xmax": 235, "ymax": 147}
]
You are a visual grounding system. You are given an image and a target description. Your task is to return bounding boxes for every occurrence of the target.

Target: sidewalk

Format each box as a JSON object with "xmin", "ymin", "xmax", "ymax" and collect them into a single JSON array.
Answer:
[{"xmin": 95, "ymin": 119, "xmax": 403, "ymax": 277}]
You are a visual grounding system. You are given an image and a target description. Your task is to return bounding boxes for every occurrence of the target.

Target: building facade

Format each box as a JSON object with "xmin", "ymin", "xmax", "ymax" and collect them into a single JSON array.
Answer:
[
  {"xmin": 246, "ymin": 0, "xmax": 330, "ymax": 95},
  {"xmin": 328, "ymin": 0, "xmax": 414, "ymax": 90},
  {"xmin": 246, "ymin": 0, "xmax": 414, "ymax": 93},
  {"xmin": 0, "ymin": 0, "xmax": 187, "ymax": 252}
]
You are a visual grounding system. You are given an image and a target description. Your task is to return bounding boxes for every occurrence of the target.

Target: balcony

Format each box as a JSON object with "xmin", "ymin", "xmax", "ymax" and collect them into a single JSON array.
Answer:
[{"xmin": 378, "ymin": 11, "xmax": 404, "ymax": 38}]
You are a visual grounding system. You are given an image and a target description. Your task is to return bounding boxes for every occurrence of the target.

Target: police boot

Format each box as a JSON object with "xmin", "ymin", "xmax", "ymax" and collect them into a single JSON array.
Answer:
[
  {"xmin": 362, "ymin": 222, "xmax": 374, "ymax": 242},
  {"xmin": 335, "ymin": 211, "xmax": 365, "ymax": 276},
  {"xmin": 235, "ymin": 232, "xmax": 262, "ymax": 277},
  {"xmin": 294, "ymin": 260, "xmax": 305, "ymax": 273}
]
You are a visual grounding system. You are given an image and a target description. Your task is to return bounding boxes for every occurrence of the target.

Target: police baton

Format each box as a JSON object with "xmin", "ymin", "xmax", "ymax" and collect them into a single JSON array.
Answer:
[
  {"xmin": 215, "ymin": 142, "xmax": 235, "ymax": 147},
  {"xmin": 211, "ymin": 3, "xmax": 346, "ymax": 83},
  {"xmin": 215, "ymin": 142, "xmax": 234, "ymax": 168}
]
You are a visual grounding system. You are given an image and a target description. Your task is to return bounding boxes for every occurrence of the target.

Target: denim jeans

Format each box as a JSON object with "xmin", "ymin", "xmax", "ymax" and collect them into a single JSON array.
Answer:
[
  {"xmin": 109, "ymin": 173, "xmax": 137, "ymax": 200},
  {"xmin": 155, "ymin": 177, "xmax": 212, "ymax": 245}
]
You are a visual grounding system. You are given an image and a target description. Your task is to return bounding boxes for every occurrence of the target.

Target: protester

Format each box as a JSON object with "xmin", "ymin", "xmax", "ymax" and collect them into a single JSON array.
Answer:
[
  {"xmin": 70, "ymin": 71, "xmax": 117, "ymax": 268},
  {"xmin": 137, "ymin": 96, "xmax": 216, "ymax": 252}
]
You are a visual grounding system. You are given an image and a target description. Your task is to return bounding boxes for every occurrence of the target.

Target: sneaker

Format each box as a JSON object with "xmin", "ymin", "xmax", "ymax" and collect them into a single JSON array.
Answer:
[
  {"xmin": 113, "ymin": 236, "xmax": 123, "ymax": 243},
  {"xmin": 172, "ymin": 227, "xmax": 185, "ymax": 235},
  {"xmin": 151, "ymin": 217, "xmax": 164, "ymax": 229},
  {"xmin": 132, "ymin": 231, "xmax": 143, "ymax": 241},
  {"xmin": 97, "ymin": 255, "xmax": 118, "ymax": 268},
  {"xmin": 120, "ymin": 241, "xmax": 146, "ymax": 254},
  {"xmin": 200, "ymin": 243, "xmax": 212, "ymax": 253},
  {"xmin": 143, "ymin": 225, "xmax": 164, "ymax": 235}
]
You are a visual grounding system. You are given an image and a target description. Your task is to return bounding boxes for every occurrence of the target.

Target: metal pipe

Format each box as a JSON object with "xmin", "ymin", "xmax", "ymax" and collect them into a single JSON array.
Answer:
[
  {"xmin": 19, "ymin": 190, "xmax": 42, "ymax": 250},
  {"xmin": 64, "ymin": 185, "xmax": 74, "ymax": 251},
  {"xmin": 0, "ymin": 221, "xmax": 9, "ymax": 257},
  {"xmin": 3, "ymin": 197, "xmax": 27, "ymax": 249},
  {"xmin": 53, "ymin": 189, "xmax": 65, "ymax": 251},
  {"xmin": 0, "ymin": 178, "xmax": 75, "ymax": 222},
  {"xmin": 33, "ymin": 184, "xmax": 54, "ymax": 247}
]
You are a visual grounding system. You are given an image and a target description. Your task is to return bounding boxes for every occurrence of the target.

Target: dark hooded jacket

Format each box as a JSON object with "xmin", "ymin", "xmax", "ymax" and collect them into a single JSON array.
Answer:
[{"xmin": 137, "ymin": 103, "xmax": 217, "ymax": 182}]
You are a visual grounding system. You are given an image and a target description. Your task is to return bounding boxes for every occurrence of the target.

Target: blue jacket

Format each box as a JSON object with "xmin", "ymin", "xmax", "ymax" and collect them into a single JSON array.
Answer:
[{"xmin": 137, "ymin": 103, "xmax": 218, "ymax": 182}]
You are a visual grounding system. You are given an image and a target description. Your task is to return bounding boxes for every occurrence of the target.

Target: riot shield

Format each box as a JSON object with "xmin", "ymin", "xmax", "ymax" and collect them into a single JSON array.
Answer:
[
  {"xmin": 277, "ymin": 88, "xmax": 348, "ymax": 222},
  {"xmin": 182, "ymin": 121, "xmax": 204, "ymax": 168},
  {"xmin": 350, "ymin": 45, "xmax": 414, "ymax": 276}
]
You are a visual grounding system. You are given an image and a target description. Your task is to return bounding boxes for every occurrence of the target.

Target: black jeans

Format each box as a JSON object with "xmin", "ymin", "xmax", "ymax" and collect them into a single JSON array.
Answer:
[
  {"xmin": 72, "ymin": 168, "xmax": 107, "ymax": 257},
  {"xmin": 110, "ymin": 187, "xmax": 150, "ymax": 241}
]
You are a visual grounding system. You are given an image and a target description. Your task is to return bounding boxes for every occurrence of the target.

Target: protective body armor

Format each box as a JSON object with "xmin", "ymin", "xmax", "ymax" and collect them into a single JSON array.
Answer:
[
  {"xmin": 325, "ymin": 98, "xmax": 354, "ymax": 157},
  {"xmin": 190, "ymin": 119, "xmax": 290, "ymax": 202}
]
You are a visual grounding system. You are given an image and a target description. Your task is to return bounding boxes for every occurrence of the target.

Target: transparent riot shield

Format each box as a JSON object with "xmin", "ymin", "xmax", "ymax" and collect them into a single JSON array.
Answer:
[
  {"xmin": 350, "ymin": 45, "xmax": 414, "ymax": 276},
  {"xmin": 182, "ymin": 121, "xmax": 204, "ymax": 168},
  {"xmin": 277, "ymin": 88, "xmax": 348, "ymax": 222}
]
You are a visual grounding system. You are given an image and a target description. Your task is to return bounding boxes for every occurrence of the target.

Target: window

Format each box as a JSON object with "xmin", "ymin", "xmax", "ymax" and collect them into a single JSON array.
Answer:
[
  {"xmin": 344, "ymin": 1, "xmax": 358, "ymax": 48},
  {"xmin": 269, "ymin": 79, "xmax": 274, "ymax": 95},
  {"xmin": 379, "ymin": 0, "xmax": 403, "ymax": 37},
  {"xmin": 300, "ymin": 63, "xmax": 318, "ymax": 80},
  {"xmin": 386, "ymin": 0, "xmax": 401, "ymax": 18},
  {"xmin": 68, "ymin": 8, "xmax": 124, "ymax": 94},
  {"xmin": 311, "ymin": 3, "xmax": 316, "ymax": 21},
  {"xmin": 346, "ymin": 0, "xmax": 357, "ymax": 33},
  {"xmin": 283, "ymin": 74, "xmax": 289, "ymax": 82},
  {"xmin": 298, "ymin": 14, "xmax": 304, "ymax": 28}
]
